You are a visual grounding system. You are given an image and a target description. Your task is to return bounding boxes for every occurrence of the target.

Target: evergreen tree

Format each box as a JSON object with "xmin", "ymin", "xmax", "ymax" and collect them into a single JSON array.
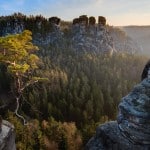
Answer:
[{"xmin": 0, "ymin": 30, "xmax": 40, "ymax": 124}]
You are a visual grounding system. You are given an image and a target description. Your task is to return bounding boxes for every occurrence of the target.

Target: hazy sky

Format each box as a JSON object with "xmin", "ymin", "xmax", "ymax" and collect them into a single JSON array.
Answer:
[{"xmin": 0, "ymin": 0, "xmax": 150, "ymax": 26}]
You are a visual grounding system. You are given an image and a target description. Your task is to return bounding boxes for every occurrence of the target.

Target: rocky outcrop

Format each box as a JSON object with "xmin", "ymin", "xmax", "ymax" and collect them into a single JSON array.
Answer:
[
  {"xmin": 0, "ymin": 120, "xmax": 16, "ymax": 150},
  {"xmin": 49, "ymin": 17, "xmax": 60, "ymax": 25},
  {"xmin": 0, "ymin": 13, "xmax": 139, "ymax": 54},
  {"xmin": 86, "ymin": 78, "xmax": 150, "ymax": 150},
  {"xmin": 98, "ymin": 16, "xmax": 106, "ymax": 26},
  {"xmin": 118, "ymin": 78, "xmax": 150, "ymax": 145},
  {"xmin": 34, "ymin": 16, "xmax": 63, "ymax": 46},
  {"xmin": 141, "ymin": 60, "xmax": 150, "ymax": 80},
  {"xmin": 71, "ymin": 15, "xmax": 114, "ymax": 55},
  {"xmin": 32, "ymin": 16, "xmax": 63, "ymax": 46},
  {"xmin": 89, "ymin": 17, "xmax": 96, "ymax": 25},
  {"xmin": 0, "ymin": 14, "xmax": 63, "ymax": 47}
]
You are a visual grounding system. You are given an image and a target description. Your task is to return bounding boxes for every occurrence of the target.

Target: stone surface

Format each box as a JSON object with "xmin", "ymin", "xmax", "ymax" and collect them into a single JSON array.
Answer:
[
  {"xmin": 71, "ymin": 19, "xmax": 114, "ymax": 55},
  {"xmin": 86, "ymin": 78, "xmax": 150, "ymax": 150},
  {"xmin": 49, "ymin": 17, "xmax": 60, "ymax": 25},
  {"xmin": 89, "ymin": 17, "xmax": 96, "ymax": 25},
  {"xmin": 118, "ymin": 78, "xmax": 150, "ymax": 145},
  {"xmin": 141, "ymin": 60, "xmax": 150, "ymax": 80},
  {"xmin": 98, "ymin": 16, "xmax": 106, "ymax": 26},
  {"xmin": 86, "ymin": 121, "xmax": 150, "ymax": 150},
  {"xmin": 34, "ymin": 23, "xmax": 63, "ymax": 46},
  {"xmin": 0, "ymin": 120, "xmax": 16, "ymax": 150},
  {"xmin": 79, "ymin": 15, "xmax": 88, "ymax": 26},
  {"xmin": 0, "ymin": 14, "xmax": 140, "ymax": 54}
]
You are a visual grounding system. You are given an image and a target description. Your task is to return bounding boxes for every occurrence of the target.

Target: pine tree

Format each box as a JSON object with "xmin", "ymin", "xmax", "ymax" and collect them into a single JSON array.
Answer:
[{"xmin": 0, "ymin": 30, "xmax": 40, "ymax": 124}]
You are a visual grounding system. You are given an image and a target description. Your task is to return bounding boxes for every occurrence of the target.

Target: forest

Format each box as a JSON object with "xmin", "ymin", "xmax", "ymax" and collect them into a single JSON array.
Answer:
[{"xmin": 0, "ymin": 13, "xmax": 149, "ymax": 150}]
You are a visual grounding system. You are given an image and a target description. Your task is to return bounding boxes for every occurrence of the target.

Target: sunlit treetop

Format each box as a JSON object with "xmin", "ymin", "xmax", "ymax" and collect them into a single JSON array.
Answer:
[
  {"xmin": 0, "ymin": 30, "xmax": 39, "ymax": 76},
  {"xmin": 0, "ymin": 30, "xmax": 41, "ymax": 124}
]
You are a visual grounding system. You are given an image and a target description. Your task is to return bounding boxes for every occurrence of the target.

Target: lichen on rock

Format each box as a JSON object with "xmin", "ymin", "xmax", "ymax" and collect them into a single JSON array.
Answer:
[
  {"xmin": 118, "ymin": 78, "xmax": 150, "ymax": 145},
  {"xmin": 86, "ymin": 78, "xmax": 150, "ymax": 150}
]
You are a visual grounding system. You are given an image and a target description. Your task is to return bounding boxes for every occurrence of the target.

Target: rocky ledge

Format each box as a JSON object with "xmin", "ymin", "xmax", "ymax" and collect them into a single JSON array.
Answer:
[
  {"xmin": 86, "ymin": 78, "xmax": 150, "ymax": 150},
  {"xmin": 0, "ymin": 120, "xmax": 16, "ymax": 150}
]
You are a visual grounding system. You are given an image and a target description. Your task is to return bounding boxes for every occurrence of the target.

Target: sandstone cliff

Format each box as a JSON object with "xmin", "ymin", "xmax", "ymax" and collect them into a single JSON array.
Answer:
[
  {"xmin": 86, "ymin": 78, "xmax": 150, "ymax": 150},
  {"xmin": 0, "ymin": 14, "xmax": 139, "ymax": 54}
]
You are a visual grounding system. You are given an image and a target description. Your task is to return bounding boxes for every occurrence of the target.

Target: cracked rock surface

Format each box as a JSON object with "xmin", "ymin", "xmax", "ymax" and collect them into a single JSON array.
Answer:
[{"xmin": 86, "ymin": 79, "xmax": 150, "ymax": 150}]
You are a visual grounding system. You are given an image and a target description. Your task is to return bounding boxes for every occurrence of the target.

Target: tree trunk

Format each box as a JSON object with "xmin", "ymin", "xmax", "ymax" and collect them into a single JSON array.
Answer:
[{"xmin": 14, "ymin": 97, "xmax": 27, "ymax": 125}]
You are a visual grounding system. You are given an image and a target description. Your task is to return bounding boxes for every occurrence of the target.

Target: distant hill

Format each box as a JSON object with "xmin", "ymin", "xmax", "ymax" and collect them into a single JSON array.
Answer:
[{"xmin": 121, "ymin": 26, "xmax": 150, "ymax": 55}]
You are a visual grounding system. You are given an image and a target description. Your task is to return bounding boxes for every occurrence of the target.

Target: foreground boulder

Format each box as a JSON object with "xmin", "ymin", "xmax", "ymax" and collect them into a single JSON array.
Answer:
[
  {"xmin": 0, "ymin": 120, "xmax": 16, "ymax": 150},
  {"xmin": 86, "ymin": 78, "xmax": 150, "ymax": 150}
]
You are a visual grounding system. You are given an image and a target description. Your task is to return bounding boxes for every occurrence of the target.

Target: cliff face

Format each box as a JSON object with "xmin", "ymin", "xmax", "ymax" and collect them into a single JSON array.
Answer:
[
  {"xmin": 86, "ymin": 78, "xmax": 150, "ymax": 150},
  {"xmin": 0, "ymin": 14, "xmax": 139, "ymax": 54},
  {"xmin": 0, "ymin": 120, "xmax": 16, "ymax": 150},
  {"xmin": 71, "ymin": 21, "xmax": 114, "ymax": 55}
]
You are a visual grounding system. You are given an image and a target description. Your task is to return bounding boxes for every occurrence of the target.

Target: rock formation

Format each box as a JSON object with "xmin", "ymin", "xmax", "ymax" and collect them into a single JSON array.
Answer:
[
  {"xmin": 86, "ymin": 77, "xmax": 150, "ymax": 149},
  {"xmin": 34, "ymin": 16, "xmax": 63, "ymax": 46},
  {"xmin": 141, "ymin": 60, "xmax": 150, "ymax": 81},
  {"xmin": 98, "ymin": 16, "xmax": 106, "ymax": 26},
  {"xmin": 49, "ymin": 17, "xmax": 60, "ymax": 25},
  {"xmin": 73, "ymin": 18, "xmax": 80, "ymax": 25},
  {"xmin": 79, "ymin": 15, "xmax": 89, "ymax": 26},
  {"xmin": 71, "ymin": 15, "xmax": 114, "ymax": 54},
  {"xmin": 0, "ymin": 120, "xmax": 16, "ymax": 150},
  {"xmin": 89, "ymin": 16, "xmax": 96, "ymax": 26},
  {"xmin": 0, "ymin": 14, "xmax": 140, "ymax": 54},
  {"xmin": 73, "ymin": 15, "xmax": 106, "ymax": 27}
]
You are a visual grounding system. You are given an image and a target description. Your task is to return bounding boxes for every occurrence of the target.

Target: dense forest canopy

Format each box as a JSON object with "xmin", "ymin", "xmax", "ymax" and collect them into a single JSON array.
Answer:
[
  {"xmin": 0, "ymin": 13, "xmax": 149, "ymax": 149},
  {"xmin": 0, "ymin": 30, "xmax": 41, "ymax": 125},
  {"xmin": 1, "ymin": 48, "xmax": 148, "ymax": 149}
]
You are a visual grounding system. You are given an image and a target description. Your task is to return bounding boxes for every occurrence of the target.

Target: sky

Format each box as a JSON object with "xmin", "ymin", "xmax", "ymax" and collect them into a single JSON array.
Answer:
[{"xmin": 0, "ymin": 0, "xmax": 150, "ymax": 26}]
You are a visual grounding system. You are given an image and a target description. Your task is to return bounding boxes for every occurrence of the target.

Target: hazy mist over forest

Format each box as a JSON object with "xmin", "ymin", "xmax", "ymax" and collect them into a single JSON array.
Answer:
[{"xmin": 122, "ymin": 26, "xmax": 150, "ymax": 55}]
